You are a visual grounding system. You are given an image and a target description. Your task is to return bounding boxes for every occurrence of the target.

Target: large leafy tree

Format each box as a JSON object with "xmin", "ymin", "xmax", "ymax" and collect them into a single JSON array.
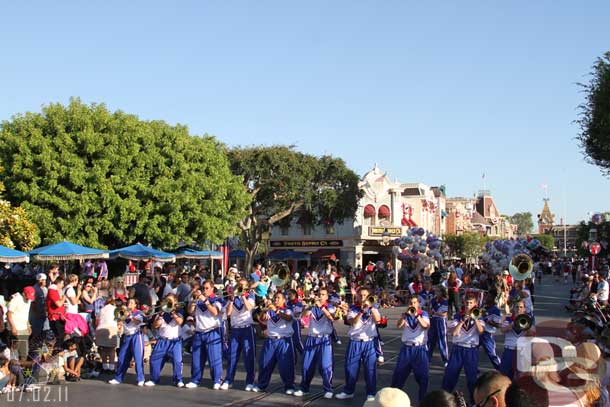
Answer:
[
  {"xmin": 577, "ymin": 52, "xmax": 610, "ymax": 175},
  {"xmin": 0, "ymin": 99, "xmax": 250, "ymax": 249},
  {"xmin": 228, "ymin": 146, "xmax": 362, "ymax": 272},
  {"xmin": 508, "ymin": 212, "xmax": 534, "ymax": 235},
  {"xmin": 0, "ymin": 170, "xmax": 39, "ymax": 250}
]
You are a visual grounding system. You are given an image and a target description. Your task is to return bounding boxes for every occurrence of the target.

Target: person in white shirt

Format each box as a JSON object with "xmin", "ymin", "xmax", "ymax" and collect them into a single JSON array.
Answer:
[
  {"xmin": 145, "ymin": 294, "xmax": 185, "ymax": 387},
  {"xmin": 180, "ymin": 317, "xmax": 195, "ymax": 353},
  {"xmin": 253, "ymin": 292, "xmax": 296, "ymax": 394},
  {"xmin": 185, "ymin": 280, "xmax": 224, "ymax": 390},
  {"xmin": 95, "ymin": 298, "xmax": 118, "ymax": 373},
  {"xmin": 222, "ymin": 278, "xmax": 256, "ymax": 391},
  {"xmin": 64, "ymin": 274, "xmax": 80, "ymax": 315},
  {"xmin": 390, "ymin": 295, "xmax": 430, "ymax": 402},
  {"xmin": 441, "ymin": 294, "xmax": 485, "ymax": 401},
  {"xmin": 596, "ymin": 274, "xmax": 609, "ymax": 306},
  {"xmin": 336, "ymin": 286, "xmax": 381, "ymax": 402},
  {"xmin": 108, "ymin": 298, "xmax": 146, "ymax": 386},
  {"xmin": 294, "ymin": 287, "xmax": 340, "ymax": 399},
  {"xmin": 499, "ymin": 299, "xmax": 536, "ymax": 380},
  {"xmin": 7, "ymin": 286, "xmax": 35, "ymax": 361}
]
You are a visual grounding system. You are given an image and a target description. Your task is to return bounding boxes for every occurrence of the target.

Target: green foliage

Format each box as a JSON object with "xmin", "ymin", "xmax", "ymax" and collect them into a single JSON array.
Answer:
[
  {"xmin": 0, "ymin": 99, "xmax": 250, "ymax": 249},
  {"xmin": 443, "ymin": 232, "xmax": 489, "ymax": 261},
  {"xmin": 577, "ymin": 52, "xmax": 610, "ymax": 176},
  {"xmin": 0, "ymin": 166, "xmax": 40, "ymax": 251},
  {"xmin": 531, "ymin": 234, "xmax": 555, "ymax": 250},
  {"xmin": 508, "ymin": 212, "xmax": 534, "ymax": 235},
  {"xmin": 228, "ymin": 146, "xmax": 362, "ymax": 269},
  {"xmin": 575, "ymin": 216, "xmax": 610, "ymax": 257}
]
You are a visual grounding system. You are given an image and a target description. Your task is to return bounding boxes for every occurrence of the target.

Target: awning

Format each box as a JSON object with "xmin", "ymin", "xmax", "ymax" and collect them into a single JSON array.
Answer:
[
  {"xmin": 109, "ymin": 243, "xmax": 175, "ymax": 262},
  {"xmin": 174, "ymin": 248, "xmax": 223, "ymax": 260},
  {"xmin": 0, "ymin": 245, "xmax": 30, "ymax": 263},
  {"xmin": 401, "ymin": 218, "xmax": 417, "ymax": 227},
  {"xmin": 364, "ymin": 205, "xmax": 376, "ymax": 218},
  {"xmin": 378, "ymin": 205, "xmax": 391, "ymax": 219},
  {"xmin": 30, "ymin": 240, "xmax": 109, "ymax": 261}
]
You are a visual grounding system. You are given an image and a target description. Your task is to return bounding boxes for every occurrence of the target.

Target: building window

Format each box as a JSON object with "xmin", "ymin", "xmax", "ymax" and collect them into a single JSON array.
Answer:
[
  {"xmin": 280, "ymin": 226, "xmax": 289, "ymax": 236},
  {"xmin": 302, "ymin": 224, "xmax": 312, "ymax": 236}
]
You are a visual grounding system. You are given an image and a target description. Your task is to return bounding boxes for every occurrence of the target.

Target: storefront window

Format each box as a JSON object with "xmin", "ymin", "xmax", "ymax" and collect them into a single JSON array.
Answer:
[{"xmin": 302, "ymin": 224, "xmax": 312, "ymax": 236}]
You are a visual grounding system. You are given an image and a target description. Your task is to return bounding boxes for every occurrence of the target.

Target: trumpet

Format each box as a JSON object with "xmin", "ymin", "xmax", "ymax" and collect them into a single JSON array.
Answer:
[
  {"xmin": 363, "ymin": 295, "xmax": 378, "ymax": 309},
  {"xmin": 514, "ymin": 314, "xmax": 533, "ymax": 331},
  {"xmin": 406, "ymin": 306, "xmax": 418, "ymax": 317},
  {"xmin": 469, "ymin": 307, "xmax": 482, "ymax": 319},
  {"xmin": 114, "ymin": 306, "xmax": 128, "ymax": 322}
]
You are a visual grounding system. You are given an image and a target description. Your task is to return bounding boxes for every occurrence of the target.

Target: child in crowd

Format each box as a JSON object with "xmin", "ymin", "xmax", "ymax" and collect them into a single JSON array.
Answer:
[
  {"xmin": 180, "ymin": 316, "xmax": 196, "ymax": 354},
  {"xmin": 62, "ymin": 339, "xmax": 84, "ymax": 382},
  {"xmin": 0, "ymin": 355, "xmax": 11, "ymax": 393}
]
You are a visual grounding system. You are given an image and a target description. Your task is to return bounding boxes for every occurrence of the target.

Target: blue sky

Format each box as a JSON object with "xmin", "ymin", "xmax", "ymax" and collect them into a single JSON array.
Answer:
[{"xmin": 1, "ymin": 1, "xmax": 609, "ymax": 224}]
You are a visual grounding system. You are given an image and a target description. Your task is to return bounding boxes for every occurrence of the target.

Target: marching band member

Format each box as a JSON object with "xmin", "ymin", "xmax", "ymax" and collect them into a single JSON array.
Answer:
[
  {"xmin": 221, "ymin": 278, "xmax": 257, "ymax": 391},
  {"xmin": 185, "ymin": 280, "xmax": 224, "ymax": 390},
  {"xmin": 144, "ymin": 294, "xmax": 184, "ymax": 387},
  {"xmin": 109, "ymin": 298, "xmax": 146, "ymax": 386},
  {"xmin": 479, "ymin": 293, "xmax": 501, "ymax": 370},
  {"xmin": 287, "ymin": 289, "xmax": 304, "ymax": 355},
  {"xmin": 427, "ymin": 286, "xmax": 449, "ymax": 366},
  {"xmin": 391, "ymin": 295, "xmax": 430, "ymax": 402},
  {"xmin": 408, "ymin": 274, "xmax": 423, "ymax": 295},
  {"xmin": 252, "ymin": 292, "xmax": 296, "ymax": 394},
  {"xmin": 442, "ymin": 294, "xmax": 485, "ymax": 400},
  {"xmin": 294, "ymin": 287, "xmax": 338, "ymax": 399},
  {"xmin": 336, "ymin": 286, "xmax": 381, "ymax": 402},
  {"xmin": 499, "ymin": 299, "xmax": 535, "ymax": 380},
  {"xmin": 418, "ymin": 279, "xmax": 435, "ymax": 311}
]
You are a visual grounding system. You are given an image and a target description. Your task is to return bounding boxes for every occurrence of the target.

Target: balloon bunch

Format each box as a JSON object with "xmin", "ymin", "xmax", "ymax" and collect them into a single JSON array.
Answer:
[
  {"xmin": 394, "ymin": 227, "xmax": 443, "ymax": 272},
  {"xmin": 481, "ymin": 237, "xmax": 543, "ymax": 275}
]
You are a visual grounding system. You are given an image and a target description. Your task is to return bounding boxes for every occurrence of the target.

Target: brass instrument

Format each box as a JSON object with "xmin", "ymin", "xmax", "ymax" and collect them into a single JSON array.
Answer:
[
  {"xmin": 270, "ymin": 263, "xmax": 291, "ymax": 287},
  {"xmin": 363, "ymin": 295, "xmax": 378, "ymax": 309},
  {"xmin": 114, "ymin": 306, "xmax": 128, "ymax": 322},
  {"xmin": 234, "ymin": 285, "xmax": 244, "ymax": 297},
  {"xmin": 470, "ymin": 307, "xmax": 482, "ymax": 319},
  {"xmin": 303, "ymin": 297, "xmax": 320, "ymax": 307},
  {"xmin": 509, "ymin": 253, "xmax": 533, "ymax": 281},
  {"xmin": 160, "ymin": 297, "xmax": 177, "ymax": 313},
  {"xmin": 514, "ymin": 313, "xmax": 533, "ymax": 331},
  {"xmin": 406, "ymin": 306, "xmax": 418, "ymax": 317}
]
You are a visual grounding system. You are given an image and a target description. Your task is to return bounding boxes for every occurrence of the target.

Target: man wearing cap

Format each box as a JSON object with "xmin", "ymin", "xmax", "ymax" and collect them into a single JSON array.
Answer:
[
  {"xmin": 7, "ymin": 286, "xmax": 35, "ymax": 361},
  {"xmin": 29, "ymin": 273, "xmax": 48, "ymax": 339}
]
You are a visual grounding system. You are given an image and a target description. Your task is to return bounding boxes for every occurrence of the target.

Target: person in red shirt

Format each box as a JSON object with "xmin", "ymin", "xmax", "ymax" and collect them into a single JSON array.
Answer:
[{"xmin": 46, "ymin": 276, "xmax": 67, "ymax": 349}]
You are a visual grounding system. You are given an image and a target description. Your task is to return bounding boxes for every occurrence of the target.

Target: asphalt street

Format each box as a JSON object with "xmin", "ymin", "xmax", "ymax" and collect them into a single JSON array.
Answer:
[{"xmin": 3, "ymin": 276, "xmax": 572, "ymax": 407}]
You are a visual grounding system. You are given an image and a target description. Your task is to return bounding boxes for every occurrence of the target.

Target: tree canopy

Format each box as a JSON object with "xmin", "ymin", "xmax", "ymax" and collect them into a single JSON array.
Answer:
[
  {"xmin": 508, "ymin": 212, "xmax": 534, "ymax": 235},
  {"xmin": 0, "ymin": 99, "xmax": 250, "ymax": 249},
  {"xmin": 228, "ymin": 146, "xmax": 362, "ymax": 271},
  {"xmin": 0, "ymin": 169, "xmax": 39, "ymax": 251},
  {"xmin": 577, "ymin": 51, "xmax": 610, "ymax": 176}
]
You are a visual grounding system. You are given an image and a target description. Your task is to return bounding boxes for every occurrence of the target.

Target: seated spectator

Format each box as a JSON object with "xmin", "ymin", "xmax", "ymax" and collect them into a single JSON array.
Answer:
[
  {"xmin": 62, "ymin": 339, "xmax": 84, "ymax": 382},
  {"xmin": 420, "ymin": 390, "xmax": 466, "ymax": 407},
  {"xmin": 0, "ymin": 355, "xmax": 11, "ymax": 393},
  {"xmin": 363, "ymin": 387, "xmax": 411, "ymax": 407},
  {"xmin": 505, "ymin": 376, "xmax": 549, "ymax": 407},
  {"xmin": 180, "ymin": 316, "xmax": 195, "ymax": 354}
]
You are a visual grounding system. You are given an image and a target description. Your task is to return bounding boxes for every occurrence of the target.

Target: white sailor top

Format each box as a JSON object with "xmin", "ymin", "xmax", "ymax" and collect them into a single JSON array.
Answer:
[
  {"xmin": 430, "ymin": 298, "xmax": 448, "ymax": 318},
  {"xmin": 483, "ymin": 305, "xmax": 502, "ymax": 335},
  {"xmin": 502, "ymin": 315, "xmax": 528, "ymax": 348},
  {"xmin": 448, "ymin": 313, "xmax": 485, "ymax": 347},
  {"xmin": 401, "ymin": 310, "xmax": 430, "ymax": 345},
  {"xmin": 157, "ymin": 310, "xmax": 184, "ymax": 339},
  {"xmin": 194, "ymin": 295, "xmax": 223, "ymax": 332},
  {"xmin": 123, "ymin": 309, "xmax": 144, "ymax": 336},
  {"xmin": 418, "ymin": 290, "xmax": 435, "ymax": 310},
  {"xmin": 308, "ymin": 303, "xmax": 336, "ymax": 336},
  {"xmin": 266, "ymin": 306, "xmax": 294, "ymax": 338},
  {"xmin": 230, "ymin": 294, "xmax": 256, "ymax": 328},
  {"xmin": 346, "ymin": 304, "xmax": 379, "ymax": 341}
]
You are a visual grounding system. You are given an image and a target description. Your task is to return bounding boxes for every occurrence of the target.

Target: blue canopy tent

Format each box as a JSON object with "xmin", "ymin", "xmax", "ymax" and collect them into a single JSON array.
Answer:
[
  {"xmin": 174, "ymin": 248, "xmax": 223, "ymax": 260},
  {"xmin": 0, "ymin": 245, "xmax": 30, "ymax": 263},
  {"xmin": 109, "ymin": 243, "xmax": 175, "ymax": 262},
  {"xmin": 267, "ymin": 250, "xmax": 307, "ymax": 261},
  {"xmin": 30, "ymin": 240, "xmax": 109, "ymax": 261}
]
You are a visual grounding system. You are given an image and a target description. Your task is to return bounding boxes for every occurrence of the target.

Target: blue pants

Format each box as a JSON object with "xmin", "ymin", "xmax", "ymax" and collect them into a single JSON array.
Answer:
[
  {"xmin": 114, "ymin": 333, "xmax": 145, "ymax": 383},
  {"xmin": 292, "ymin": 319, "xmax": 304, "ymax": 354},
  {"xmin": 190, "ymin": 329, "xmax": 223, "ymax": 385},
  {"xmin": 220, "ymin": 320, "xmax": 229, "ymax": 360},
  {"xmin": 442, "ymin": 345, "xmax": 478, "ymax": 400},
  {"xmin": 499, "ymin": 348, "xmax": 517, "ymax": 380},
  {"xmin": 300, "ymin": 335, "xmax": 333, "ymax": 393},
  {"xmin": 257, "ymin": 337, "xmax": 295, "ymax": 391},
  {"xmin": 149, "ymin": 338, "xmax": 183, "ymax": 384},
  {"xmin": 343, "ymin": 339, "xmax": 377, "ymax": 397},
  {"xmin": 225, "ymin": 326, "xmax": 256, "ymax": 386},
  {"xmin": 373, "ymin": 337, "xmax": 384, "ymax": 358},
  {"xmin": 480, "ymin": 332, "xmax": 501, "ymax": 370},
  {"xmin": 391, "ymin": 345, "xmax": 429, "ymax": 401},
  {"xmin": 428, "ymin": 317, "xmax": 448, "ymax": 363}
]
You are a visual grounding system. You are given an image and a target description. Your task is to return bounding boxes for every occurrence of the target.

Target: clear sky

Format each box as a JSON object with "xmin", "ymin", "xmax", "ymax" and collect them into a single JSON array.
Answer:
[{"xmin": 1, "ymin": 1, "xmax": 609, "ymax": 225}]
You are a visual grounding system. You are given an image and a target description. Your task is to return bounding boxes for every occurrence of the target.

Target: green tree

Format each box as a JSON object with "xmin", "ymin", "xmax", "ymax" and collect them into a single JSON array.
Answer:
[
  {"xmin": 0, "ymin": 99, "xmax": 250, "ymax": 249},
  {"xmin": 228, "ymin": 146, "xmax": 362, "ymax": 272},
  {"xmin": 508, "ymin": 212, "xmax": 534, "ymax": 235},
  {"xmin": 577, "ymin": 52, "xmax": 610, "ymax": 175},
  {"xmin": 462, "ymin": 232, "xmax": 487, "ymax": 262},
  {"xmin": 0, "ymin": 171, "xmax": 40, "ymax": 250},
  {"xmin": 443, "ymin": 234, "xmax": 465, "ymax": 258}
]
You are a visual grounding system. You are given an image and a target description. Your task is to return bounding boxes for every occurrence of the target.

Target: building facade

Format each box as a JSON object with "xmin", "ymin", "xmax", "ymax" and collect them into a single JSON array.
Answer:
[
  {"xmin": 268, "ymin": 165, "xmax": 447, "ymax": 268},
  {"xmin": 445, "ymin": 192, "xmax": 516, "ymax": 238}
]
